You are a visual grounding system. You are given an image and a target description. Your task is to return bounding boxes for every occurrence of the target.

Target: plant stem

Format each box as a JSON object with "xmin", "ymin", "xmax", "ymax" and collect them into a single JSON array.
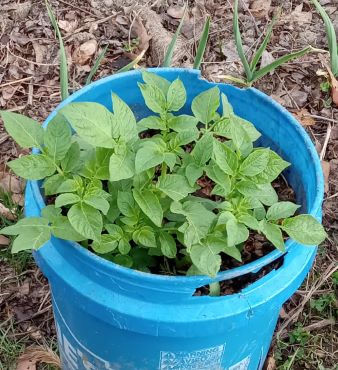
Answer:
[
  {"xmin": 161, "ymin": 162, "xmax": 168, "ymax": 178},
  {"xmin": 209, "ymin": 282, "xmax": 221, "ymax": 296}
]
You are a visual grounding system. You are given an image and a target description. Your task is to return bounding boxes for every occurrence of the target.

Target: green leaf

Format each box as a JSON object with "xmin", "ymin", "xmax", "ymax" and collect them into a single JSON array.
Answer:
[
  {"xmin": 51, "ymin": 216, "xmax": 86, "ymax": 241},
  {"xmin": 158, "ymin": 174, "xmax": 195, "ymax": 201},
  {"xmin": 8, "ymin": 154, "xmax": 56, "ymax": 180},
  {"xmin": 159, "ymin": 231, "xmax": 177, "ymax": 258},
  {"xmin": 68, "ymin": 202, "xmax": 103, "ymax": 241},
  {"xmin": 105, "ymin": 224, "xmax": 124, "ymax": 238},
  {"xmin": 185, "ymin": 163, "xmax": 204, "ymax": 187},
  {"xmin": 61, "ymin": 142, "xmax": 81, "ymax": 173},
  {"xmin": 92, "ymin": 234, "xmax": 118, "ymax": 254},
  {"xmin": 60, "ymin": 102, "xmax": 115, "ymax": 148},
  {"xmin": 281, "ymin": 215, "xmax": 327, "ymax": 245},
  {"xmin": 191, "ymin": 132, "xmax": 214, "ymax": 165},
  {"xmin": 206, "ymin": 235, "xmax": 242, "ymax": 261},
  {"xmin": 111, "ymin": 93, "xmax": 138, "ymax": 142},
  {"xmin": 167, "ymin": 115, "xmax": 198, "ymax": 132},
  {"xmin": 169, "ymin": 131, "xmax": 199, "ymax": 148},
  {"xmin": 206, "ymin": 163, "xmax": 231, "ymax": 195},
  {"xmin": 250, "ymin": 11, "xmax": 278, "ymax": 71},
  {"xmin": 43, "ymin": 174, "xmax": 66, "ymax": 196},
  {"xmin": 135, "ymin": 141, "xmax": 164, "ymax": 173},
  {"xmin": 133, "ymin": 188, "xmax": 163, "ymax": 227},
  {"xmin": 311, "ymin": 0, "xmax": 338, "ymax": 76},
  {"xmin": 56, "ymin": 178, "xmax": 79, "ymax": 193},
  {"xmin": 141, "ymin": 71, "xmax": 171, "ymax": 95},
  {"xmin": 0, "ymin": 218, "xmax": 49, "ymax": 236},
  {"xmin": 44, "ymin": 114, "xmax": 72, "ymax": 161},
  {"xmin": 171, "ymin": 201, "xmax": 215, "ymax": 247},
  {"xmin": 166, "ymin": 78, "xmax": 186, "ymax": 111},
  {"xmin": 162, "ymin": 6, "xmax": 186, "ymax": 67},
  {"xmin": 212, "ymin": 139, "xmax": 238, "ymax": 175},
  {"xmin": 226, "ymin": 219, "xmax": 239, "ymax": 246},
  {"xmin": 191, "ymin": 86, "xmax": 220, "ymax": 125},
  {"xmin": 113, "ymin": 254, "xmax": 133, "ymax": 268},
  {"xmin": 117, "ymin": 191, "xmax": 137, "ymax": 217},
  {"xmin": 233, "ymin": 0, "xmax": 253, "ymax": 81},
  {"xmin": 138, "ymin": 83, "xmax": 167, "ymax": 114},
  {"xmin": 85, "ymin": 44, "xmax": 108, "ymax": 85},
  {"xmin": 235, "ymin": 116, "xmax": 261, "ymax": 142},
  {"xmin": 55, "ymin": 193, "xmax": 81, "ymax": 208},
  {"xmin": 260, "ymin": 220, "xmax": 285, "ymax": 251},
  {"xmin": 133, "ymin": 226, "xmax": 157, "ymax": 248},
  {"xmin": 237, "ymin": 181, "xmax": 278, "ymax": 206},
  {"xmin": 12, "ymin": 227, "xmax": 51, "ymax": 253},
  {"xmin": 266, "ymin": 201, "xmax": 300, "ymax": 221},
  {"xmin": 252, "ymin": 151, "xmax": 290, "ymax": 183},
  {"xmin": 251, "ymin": 47, "xmax": 311, "ymax": 84},
  {"xmin": 239, "ymin": 148, "xmax": 269, "ymax": 176},
  {"xmin": 41, "ymin": 205, "xmax": 61, "ymax": 222},
  {"xmin": 109, "ymin": 143, "xmax": 135, "ymax": 181},
  {"xmin": 118, "ymin": 239, "xmax": 131, "ymax": 255},
  {"xmin": 1, "ymin": 111, "xmax": 44, "ymax": 149},
  {"xmin": 137, "ymin": 116, "xmax": 166, "ymax": 131},
  {"xmin": 193, "ymin": 16, "xmax": 210, "ymax": 69},
  {"xmin": 190, "ymin": 243, "xmax": 221, "ymax": 277},
  {"xmin": 164, "ymin": 152, "xmax": 177, "ymax": 170},
  {"xmin": 46, "ymin": 0, "xmax": 68, "ymax": 100},
  {"xmin": 83, "ymin": 188, "xmax": 110, "ymax": 215},
  {"xmin": 238, "ymin": 214, "xmax": 260, "ymax": 230},
  {"xmin": 221, "ymin": 93, "xmax": 234, "ymax": 118}
]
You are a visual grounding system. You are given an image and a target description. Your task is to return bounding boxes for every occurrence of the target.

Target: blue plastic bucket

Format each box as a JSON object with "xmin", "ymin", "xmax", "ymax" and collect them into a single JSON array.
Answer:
[{"xmin": 25, "ymin": 68, "xmax": 324, "ymax": 370}]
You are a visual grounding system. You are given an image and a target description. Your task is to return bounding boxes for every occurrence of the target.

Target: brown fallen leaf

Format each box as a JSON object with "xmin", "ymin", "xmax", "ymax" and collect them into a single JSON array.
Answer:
[
  {"xmin": 321, "ymin": 160, "xmax": 330, "ymax": 193},
  {"xmin": 0, "ymin": 203, "xmax": 17, "ymax": 221},
  {"xmin": 16, "ymin": 347, "xmax": 60, "ymax": 370},
  {"xmin": 250, "ymin": 0, "xmax": 272, "ymax": 18},
  {"xmin": 73, "ymin": 39, "xmax": 98, "ymax": 66},
  {"xmin": 0, "ymin": 173, "xmax": 25, "ymax": 194},
  {"xmin": 130, "ymin": 18, "xmax": 151, "ymax": 57},
  {"xmin": 279, "ymin": 307, "xmax": 289, "ymax": 319},
  {"xmin": 0, "ymin": 235, "xmax": 10, "ymax": 246},
  {"xmin": 12, "ymin": 193, "xmax": 24, "ymax": 206},
  {"xmin": 167, "ymin": 5, "xmax": 185, "ymax": 19},
  {"xmin": 58, "ymin": 19, "xmax": 78, "ymax": 33},
  {"xmin": 292, "ymin": 108, "xmax": 316, "ymax": 126}
]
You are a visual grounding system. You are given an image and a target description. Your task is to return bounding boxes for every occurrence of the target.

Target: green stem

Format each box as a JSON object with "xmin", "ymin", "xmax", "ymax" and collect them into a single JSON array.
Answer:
[
  {"xmin": 209, "ymin": 282, "xmax": 221, "ymax": 296},
  {"xmin": 161, "ymin": 162, "xmax": 168, "ymax": 178}
]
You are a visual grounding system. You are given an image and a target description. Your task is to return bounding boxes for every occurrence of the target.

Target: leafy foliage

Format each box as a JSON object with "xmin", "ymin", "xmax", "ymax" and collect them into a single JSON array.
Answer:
[{"xmin": 0, "ymin": 71, "xmax": 327, "ymax": 277}]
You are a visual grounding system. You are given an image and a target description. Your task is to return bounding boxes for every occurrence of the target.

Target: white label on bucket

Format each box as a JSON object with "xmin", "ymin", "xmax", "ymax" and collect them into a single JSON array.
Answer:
[
  {"xmin": 228, "ymin": 355, "xmax": 251, "ymax": 370},
  {"xmin": 159, "ymin": 344, "xmax": 225, "ymax": 370}
]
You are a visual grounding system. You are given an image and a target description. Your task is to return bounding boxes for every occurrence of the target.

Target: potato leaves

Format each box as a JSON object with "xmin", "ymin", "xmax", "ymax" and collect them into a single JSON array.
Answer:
[{"xmin": 0, "ymin": 71, "xmax": 326, "ymax": 277}]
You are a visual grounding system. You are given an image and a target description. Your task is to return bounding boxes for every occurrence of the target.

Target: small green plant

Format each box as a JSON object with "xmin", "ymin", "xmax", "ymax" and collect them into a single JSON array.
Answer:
[
  {"xmin": 0, "ymin": 71, "xmax": 326, "ymax": 277},
  {"xmin": 226, "ymin": 0, "xmax": 311, "ymax": 86},
  {"xmin": 310, "ymin": 293, "xmax": 337, "ymax": 314},
  {"xmin": 123, "ymin": 38, "xmax": 140, "ymax": 53}
]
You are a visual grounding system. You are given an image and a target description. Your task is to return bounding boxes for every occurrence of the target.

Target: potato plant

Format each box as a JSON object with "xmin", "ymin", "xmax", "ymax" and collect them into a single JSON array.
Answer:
[{"xmin": 0, "ymin": 71, "xmax": 326, "ymax": 277}]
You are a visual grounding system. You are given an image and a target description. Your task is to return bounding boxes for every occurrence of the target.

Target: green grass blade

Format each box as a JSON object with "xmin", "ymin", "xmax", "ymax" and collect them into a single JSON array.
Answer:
[
  {"xmin": 233, "ymin": 0, "xmax": 253, "ymax": 81},
  {"xmin": 85, "ymin": 45, "xmax": 108, "ymax": 85},
  {"xmin": 251, "ymin": 46, "xmax": 311, "ymax": 84},
  {"xmin": 162, "ymin": 5, "xmax": 187, "ymax": 67},
  {"xmin": 45, "ymin": 0, "xmax": 69, "ymax": 101},
  {"xmin": 311, "ymin": 0, "xmax": 338, "ymax": 76},
  {"xmin": 250, "ymin": 11, "xmax": 279, "ymax": 72},
  {"xmin": 116, "ymin": 50, "xmax": 145, "ymax": 73},
  {"xmin": 193, "ymin": 16, "xmax": 211, "ymax": 69}
]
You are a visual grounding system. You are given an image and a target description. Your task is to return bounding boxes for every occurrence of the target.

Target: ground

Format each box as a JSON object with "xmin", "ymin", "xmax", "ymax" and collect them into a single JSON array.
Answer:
[{"xmin": 0, "ymin": 0, "xmax": 337, "ymax": 369}]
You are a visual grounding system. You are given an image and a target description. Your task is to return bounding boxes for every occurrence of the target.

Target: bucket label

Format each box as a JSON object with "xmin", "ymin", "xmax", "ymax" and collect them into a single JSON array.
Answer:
[
  {"xmin": 159, "ymin": 344, "xmax": 225, "ymax": 370},
  {"xmin": 228, "ymin": 356, "xmax": 251, "ymax": 370}
]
